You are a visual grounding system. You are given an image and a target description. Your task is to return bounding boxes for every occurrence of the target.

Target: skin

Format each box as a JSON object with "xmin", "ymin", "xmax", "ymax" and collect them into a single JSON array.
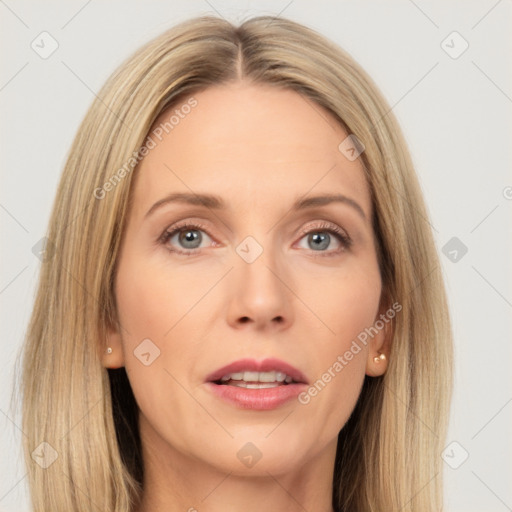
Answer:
[{"xmin": 103, "ymin": 81, "xmax": 391, "ymax": 512}]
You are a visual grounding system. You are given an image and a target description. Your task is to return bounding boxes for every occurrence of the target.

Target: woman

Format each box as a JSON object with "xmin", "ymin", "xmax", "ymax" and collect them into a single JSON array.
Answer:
[{"xmin": 21, "ymin": 15, "xmax": 453, "ymax": 512}]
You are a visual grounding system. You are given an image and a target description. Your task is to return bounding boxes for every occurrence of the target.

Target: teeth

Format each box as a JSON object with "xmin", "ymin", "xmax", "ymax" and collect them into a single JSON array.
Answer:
[
  {"xmin": 257, "ymin": 371, "xmax": 275, "ymax": 383},
  {"xmin": 226, "ymin": 381, "xmax": 281, "ymax": 389},
  {"xmin": 243, "ymin": 371, "xmax": 260, "ymax": 381},
  {"xmin": 218, "ymin": 370, "xmax": 295, "ymax": 384},
  {"xmin": 244, "ymin": 382, "xmax": 280, "ymax": 389}
]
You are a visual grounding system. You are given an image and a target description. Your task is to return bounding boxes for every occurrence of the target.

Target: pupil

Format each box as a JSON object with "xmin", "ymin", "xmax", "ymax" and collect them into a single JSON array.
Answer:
[
  {"xmin": 179, "ymin": 230, "xmax": 201, "ymax": 248},
  {"xmin": 309, "ymin": 232, "xmax": 329, "ymax": 250}
]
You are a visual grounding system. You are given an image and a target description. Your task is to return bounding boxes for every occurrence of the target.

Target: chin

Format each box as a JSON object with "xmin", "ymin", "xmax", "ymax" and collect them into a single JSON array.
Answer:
[{"xmin": 198, "ymin": 434, "xmax": 312, "ymax": 477}]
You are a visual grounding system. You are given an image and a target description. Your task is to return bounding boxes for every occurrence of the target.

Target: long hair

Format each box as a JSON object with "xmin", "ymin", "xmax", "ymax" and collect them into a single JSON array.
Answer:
[{"xmin": 19, "ymin": 15, "xmax": 453, "ymax": 511}]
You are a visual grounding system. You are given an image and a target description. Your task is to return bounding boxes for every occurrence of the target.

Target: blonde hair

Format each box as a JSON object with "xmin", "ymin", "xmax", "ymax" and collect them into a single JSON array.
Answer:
[{"xmin": 19, "ymin": 15, "xmax": 453, "ymax": 511}]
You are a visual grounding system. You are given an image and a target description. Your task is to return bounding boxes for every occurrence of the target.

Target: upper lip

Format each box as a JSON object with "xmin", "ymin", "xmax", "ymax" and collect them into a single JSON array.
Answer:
[{"xmin": 205, "ymin": 358, "xmax": 308, "ymax": 384}]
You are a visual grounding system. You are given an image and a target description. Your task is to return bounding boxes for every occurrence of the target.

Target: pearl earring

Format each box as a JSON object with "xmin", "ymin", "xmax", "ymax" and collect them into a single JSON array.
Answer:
[
  {"xmin": 106, "ymin": 347, "xmax": 113, "ymax": 354},
  {"xmin": 373, "ymin": 353, "xmax": 386, "ymax": 363}
]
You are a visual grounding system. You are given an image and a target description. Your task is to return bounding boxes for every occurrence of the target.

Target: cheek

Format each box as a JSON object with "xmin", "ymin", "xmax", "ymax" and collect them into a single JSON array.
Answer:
[
  {"xmin": 293, "ymin": 253, "xmax": 382, "ymax": 343},
  {"xmin": 292, "ymin": 258, "xmax": 381, "ymax": 432},
  {"xmin": 113, "ymin": 251, "xmax": 220, "ymax": 414},
  {"xmin": 113, "ymin": 253, "xmax": 209, "ymax": 450},
  {"xmin": 115, "ymin": 249, "xmax": 218, "ymax": 341}
]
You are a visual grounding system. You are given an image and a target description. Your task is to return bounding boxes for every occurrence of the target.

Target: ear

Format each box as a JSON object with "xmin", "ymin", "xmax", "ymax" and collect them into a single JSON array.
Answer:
[
  {"xmin": 101, "ymin": 323, "xmax": 126, "ymax": 369},
  {"xmin": 365, "ymin": 296, "xmax": 396, "ymax": 377}
]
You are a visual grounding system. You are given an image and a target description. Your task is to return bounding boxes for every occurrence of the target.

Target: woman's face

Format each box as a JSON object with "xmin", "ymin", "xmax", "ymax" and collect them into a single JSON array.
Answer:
[{"xmin": 105, "ymin": 82, "xmax": 389, "ymax": 477}]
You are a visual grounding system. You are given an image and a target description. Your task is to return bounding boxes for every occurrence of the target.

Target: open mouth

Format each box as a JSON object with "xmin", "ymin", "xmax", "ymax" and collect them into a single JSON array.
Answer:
[
  {"xmin": 205, "ymin": 359, "xmax": 308, "ymax": 410},
  {"xmin": 214, "ymin": 370, "xmax": 299, "ymax": 389}
]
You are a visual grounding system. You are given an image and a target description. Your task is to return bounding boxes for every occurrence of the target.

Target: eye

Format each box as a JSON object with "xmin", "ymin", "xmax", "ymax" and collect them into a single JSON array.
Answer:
[
  {"xmin": 159, "ymin": 222, "xmax": 215, "ymax": 254},
  {"xmin": 159, "ymin": 220, "xmax": 352, "ymax": 256},
  {"xmin": 295, "ymin": 222, "xmax": 352, "ymax": 255}
]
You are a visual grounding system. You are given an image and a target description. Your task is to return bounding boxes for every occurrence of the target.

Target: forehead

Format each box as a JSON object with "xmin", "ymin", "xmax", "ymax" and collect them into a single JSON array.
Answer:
[{"xmin": 131, "ymin": 82, "xmax": 371, "ymax": 220}]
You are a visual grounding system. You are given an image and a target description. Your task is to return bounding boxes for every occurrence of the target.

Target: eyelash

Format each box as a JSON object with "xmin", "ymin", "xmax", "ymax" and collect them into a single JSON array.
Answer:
[{"xmin": 159, "ymin": 220, "xmax": 352, "ymax": 257}]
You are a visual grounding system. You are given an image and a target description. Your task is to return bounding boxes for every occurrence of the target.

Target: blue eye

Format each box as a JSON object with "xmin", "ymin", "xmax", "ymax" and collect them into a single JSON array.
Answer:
[
  {"xmin": 160, "ymin": 223, "xmax": 213, "ymax": 254},
  {"xmin": 174, "ymin": 228, "xmax": 204, "ymax": 249},
  {"xmin": 159, "ymin": 220, "xmax": 352, "ymax": 256},
  {"xmin": 296, "ymin": 225, "xmax": 351, "ymax": 254},
  {"xmin": 304, "ymin": 232, "xmax": 333, "ymax": 251}
]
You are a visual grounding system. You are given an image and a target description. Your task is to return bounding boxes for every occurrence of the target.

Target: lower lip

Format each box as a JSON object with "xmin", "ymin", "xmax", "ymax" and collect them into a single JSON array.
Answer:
[{"xmin": 205, "ymin": 382, "xmax": 307, "ymax": 410}]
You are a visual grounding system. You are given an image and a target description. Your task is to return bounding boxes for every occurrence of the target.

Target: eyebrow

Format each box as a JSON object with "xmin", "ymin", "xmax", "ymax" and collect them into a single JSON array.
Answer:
[{"xmin": 144, "ymin": 192, "xmax": 367, "ymax": 221}]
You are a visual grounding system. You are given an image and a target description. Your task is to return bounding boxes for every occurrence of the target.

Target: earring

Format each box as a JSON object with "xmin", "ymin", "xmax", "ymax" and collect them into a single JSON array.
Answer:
[
  {"xmin": 373, "ymin": 353, "xmax": 386, "ymax": 363},
  {"xmin": 106, "ymin": 347, "xmax": 113, "ymax": 354}
]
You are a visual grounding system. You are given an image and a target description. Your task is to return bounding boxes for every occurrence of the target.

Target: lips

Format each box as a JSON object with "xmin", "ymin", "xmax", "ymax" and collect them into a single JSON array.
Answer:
[
  {"xmin": 204, "ymin": 358, "xmax": 309, "ymax": 410},
  {"xmin": 205, "ymin": 357, "xmax": 309, "ymax": 385}
]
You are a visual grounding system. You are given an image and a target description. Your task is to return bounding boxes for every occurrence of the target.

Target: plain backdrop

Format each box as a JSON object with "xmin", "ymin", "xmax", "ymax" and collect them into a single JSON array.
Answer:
[{"xmin": 1, "ymin": 1, "xmax": 511, "ymax": 510}]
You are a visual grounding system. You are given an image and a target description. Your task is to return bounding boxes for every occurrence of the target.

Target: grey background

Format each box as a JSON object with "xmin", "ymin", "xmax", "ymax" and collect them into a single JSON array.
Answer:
[{"xmin": 1, "ymin": 1, "xmax": 511, "ymax": 510}]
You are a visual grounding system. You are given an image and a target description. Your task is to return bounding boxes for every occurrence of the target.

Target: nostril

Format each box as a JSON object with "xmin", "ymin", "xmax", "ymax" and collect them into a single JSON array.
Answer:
[{"xmin": 240, "ymin": 316, "xmax": 251, "ymax": 323}]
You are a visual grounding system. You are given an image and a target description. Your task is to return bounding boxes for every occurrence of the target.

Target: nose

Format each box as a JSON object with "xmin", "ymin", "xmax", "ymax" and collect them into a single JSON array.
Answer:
[{"xmin": 225, "ymin": 245, "xmax": 294, "ymax": 332}]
